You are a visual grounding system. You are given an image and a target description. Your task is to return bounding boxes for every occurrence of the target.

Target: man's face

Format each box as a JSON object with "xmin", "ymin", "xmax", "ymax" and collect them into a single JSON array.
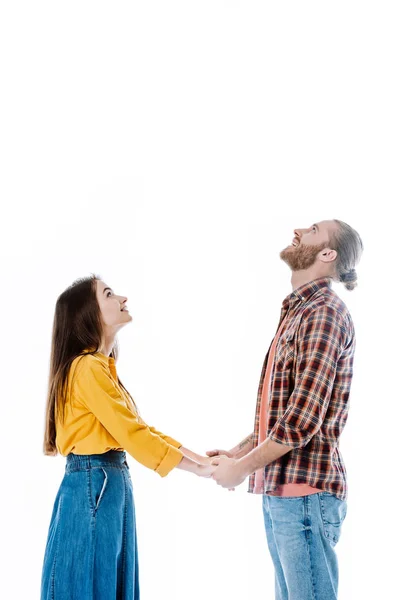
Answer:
[{"xmin": 280, "ymin": 220, "xmax": 336, "ymax": 271}]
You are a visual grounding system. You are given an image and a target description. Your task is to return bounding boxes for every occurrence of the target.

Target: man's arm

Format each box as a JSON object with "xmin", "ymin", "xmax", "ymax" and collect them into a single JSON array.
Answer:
[
  {"xmin": 211, "ymin": 438, "xmax": 293, "ymax": 488},
  {"xmin": 230, "ymin": 433, "xmax": 256, "ymax": 458},
  {"xmin": 207, "ymin": 432, "xmax": 255, "ymax": 460},
  {"xmin": 238, "ymin": 437, "xmax": 292, "ymax": 474}
]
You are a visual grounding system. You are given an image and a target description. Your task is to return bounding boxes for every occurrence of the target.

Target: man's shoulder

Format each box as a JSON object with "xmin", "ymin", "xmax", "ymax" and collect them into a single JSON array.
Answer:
[{"xmin": 302, "ymin": 287, "xmax": 354, "ymax": 331}]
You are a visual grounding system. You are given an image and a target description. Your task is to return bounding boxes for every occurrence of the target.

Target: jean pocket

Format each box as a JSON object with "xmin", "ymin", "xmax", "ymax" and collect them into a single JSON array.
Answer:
[
  {"xmin": 88, "ymin": 467, "xmax": 108, "ymax": 513},
  {"xmin": 318, "ymin": 492, "xmax": 347, "ymax": 546}
]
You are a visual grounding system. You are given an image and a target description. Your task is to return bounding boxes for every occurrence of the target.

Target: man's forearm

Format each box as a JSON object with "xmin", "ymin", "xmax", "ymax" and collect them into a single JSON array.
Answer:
[
  {"xmin": 230, "ymin": 433, "xmax": 255, "ymax": 459},
  {"xmin": 238, "ymin": 437, "xmax": 293, "ymax": 474}
]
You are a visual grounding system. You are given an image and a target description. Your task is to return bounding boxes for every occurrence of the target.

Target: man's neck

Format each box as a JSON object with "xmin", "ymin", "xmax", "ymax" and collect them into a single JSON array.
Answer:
[{"xmin": 290, "ymin": 268, "xmax": 330, "ymax": 291}]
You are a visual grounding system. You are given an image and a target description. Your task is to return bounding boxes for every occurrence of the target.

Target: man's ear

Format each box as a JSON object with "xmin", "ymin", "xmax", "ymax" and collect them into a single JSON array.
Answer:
[{"xmin": 319, "ymin": 248, "xmax": 337, "ymax": 264}]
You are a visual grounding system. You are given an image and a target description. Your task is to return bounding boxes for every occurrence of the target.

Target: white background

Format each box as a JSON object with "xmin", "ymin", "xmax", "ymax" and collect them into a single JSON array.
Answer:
[{"xmin": 0, "ymin": 2, "xmax": 398, "ymax": 599}]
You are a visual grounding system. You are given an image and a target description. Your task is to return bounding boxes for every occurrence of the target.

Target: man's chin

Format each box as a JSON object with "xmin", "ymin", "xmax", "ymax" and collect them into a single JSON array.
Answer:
[
  {"xmin": 280, "ymin": 247, "xmax": 293, "ymax": 261},
  {"xmin": 280, "ymin": 249, "xmax": 299, "ymax": 272}
]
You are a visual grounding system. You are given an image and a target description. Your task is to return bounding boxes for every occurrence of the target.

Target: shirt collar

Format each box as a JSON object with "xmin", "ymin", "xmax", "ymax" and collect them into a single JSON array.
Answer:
[
  {"xmin": 83, "ymin": 348, "xmax": 115, "ymax": 367},
  {"xmin": 282, "ymin": 277, "xmax": 333, "ymax": 310}
]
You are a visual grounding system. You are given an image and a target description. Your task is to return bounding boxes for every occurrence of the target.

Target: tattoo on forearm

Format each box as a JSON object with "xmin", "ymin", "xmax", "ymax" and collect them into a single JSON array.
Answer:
[{"xmin": 239, "ymin": 434, "xmax": 254, "ymax": 450}]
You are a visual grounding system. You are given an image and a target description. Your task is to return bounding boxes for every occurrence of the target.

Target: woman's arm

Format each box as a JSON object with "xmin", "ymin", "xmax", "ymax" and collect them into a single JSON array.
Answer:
[
  {"xmin": 147, "ymin": 425, "xmax": 182, "ymax": 449},
  {"xmin": 175, "ymin": 455, "xmax": 216, "ymax": 478},
  {"xmin": 179, "ymin": 446, "xmax": 211, "ymax": 466},
  {"xmin": 74, "ymin": 356, "xmax": 184, "ymax": 477},
  {"xmin": 74, "ymin": 356, "xmax": 217, "ymax": 478}
]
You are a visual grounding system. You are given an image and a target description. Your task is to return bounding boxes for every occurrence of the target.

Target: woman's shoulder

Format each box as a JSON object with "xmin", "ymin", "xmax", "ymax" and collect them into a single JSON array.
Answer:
[
  {"xmin": 68, "ymin": 353, "xmax": 113, "ymax": 404},
  {"xmin": 70, "ymin": 352, "xmax": 107, "ymax": 379}
]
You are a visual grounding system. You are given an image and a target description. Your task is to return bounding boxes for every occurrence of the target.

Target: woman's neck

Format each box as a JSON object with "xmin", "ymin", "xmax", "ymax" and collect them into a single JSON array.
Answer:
[{"xmin": 99, "ymin": 334, "xmax": 116, "ymax": 357}]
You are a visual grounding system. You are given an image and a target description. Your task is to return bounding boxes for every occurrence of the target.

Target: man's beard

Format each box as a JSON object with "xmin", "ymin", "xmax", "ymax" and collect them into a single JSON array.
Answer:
[{"xmin": 280, "ymin": 241, "xmax": 329, "ymax": 271}]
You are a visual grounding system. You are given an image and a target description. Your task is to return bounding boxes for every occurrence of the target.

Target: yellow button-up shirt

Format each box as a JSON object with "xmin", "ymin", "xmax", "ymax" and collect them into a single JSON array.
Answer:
[{"xmin": 55, "ymin": 351, "xmax": 183, "ymax": 477}]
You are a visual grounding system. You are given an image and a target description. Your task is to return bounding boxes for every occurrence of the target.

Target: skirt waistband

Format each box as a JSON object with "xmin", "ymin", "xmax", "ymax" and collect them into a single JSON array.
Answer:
[{"xmin": 66, "ymin": 450, "xmax": 127, "ymax": 472}]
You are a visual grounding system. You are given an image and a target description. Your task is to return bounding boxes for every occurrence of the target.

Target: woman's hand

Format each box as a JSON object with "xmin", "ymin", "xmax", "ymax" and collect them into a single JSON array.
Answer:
[
  {"xmin": 196, "ymin": 464, "xmax": 218, "ymax": 478},
  {"xmin": 180, "ymin": 446, "xmax": 227, "ymax": 467},
  {"xmin": 176, "ymin": 447, "xmax": 237, "ymax": 489}
]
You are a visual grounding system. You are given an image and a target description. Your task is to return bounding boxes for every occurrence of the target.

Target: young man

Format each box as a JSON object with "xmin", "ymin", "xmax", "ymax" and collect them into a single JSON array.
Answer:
[{"xmin": 209, "ymin": 219, "xmax": 363, "ymax": 600}]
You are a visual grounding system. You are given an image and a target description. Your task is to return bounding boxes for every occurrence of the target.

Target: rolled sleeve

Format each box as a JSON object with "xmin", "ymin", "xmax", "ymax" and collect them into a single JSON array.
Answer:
[
  {"xmin": 155, "ymin": 444, "xmax": 184, "ymax": 477},
  {"xmin": 268, "ymin": 305, "xmax": 347, "ymax": 449},
  {"xmin": 148, "ymin": 426, "xmax": 182, "ymax": 449},
  {"xmin": 74, "ymin": 356, "xmax": 183, "ymax": 476}
]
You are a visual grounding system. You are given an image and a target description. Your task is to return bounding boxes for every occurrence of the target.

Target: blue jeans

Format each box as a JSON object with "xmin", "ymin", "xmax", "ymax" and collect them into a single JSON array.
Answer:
[
  {"xmin": 41, "ymin": 450, "xmax": 139, "ymax": 599},
  {"xmin": 263, "ymin": 492, "xmax": 347, "ymax": 600}
]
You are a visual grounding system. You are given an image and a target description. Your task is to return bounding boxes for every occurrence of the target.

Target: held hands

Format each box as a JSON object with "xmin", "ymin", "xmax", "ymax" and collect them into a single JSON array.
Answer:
[
  {"xmin": 194, "ymin": 453, "xmax": 237, "ymax": 491},
  {"xmin": 209, "ymin": 455, "xmax": 247, "ymax": 489},
  {"xmin": 205, "ymin": 448, "xmax": 248, "ymax": 490},
  {"xmin": 195, "ymin": 454, "xmax": 223, "ymax": 479},
  {"xmin": 194, "ymin": 451, "xmax": 236, "ymax": 488},
  {"xmin": 182, "ymin": 447, "xmax": 248, "ymax": 490}
]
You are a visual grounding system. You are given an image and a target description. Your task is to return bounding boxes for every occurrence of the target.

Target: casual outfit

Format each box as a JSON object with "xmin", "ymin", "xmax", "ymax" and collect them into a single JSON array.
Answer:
[
  {"xmin": 249, "ymin": 277, "xmax": 355, "ymax": 599},
  {"xmin": 41, "ymin": 351, "xmax": 183, "ymax": 599}
]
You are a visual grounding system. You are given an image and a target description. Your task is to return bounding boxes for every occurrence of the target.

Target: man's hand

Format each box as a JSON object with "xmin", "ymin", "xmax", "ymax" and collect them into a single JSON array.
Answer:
[
  {"xmin": 180, "ymin": 447, "xmax": 227, "ymax": 467},
  {"xmin": 206, "ymin": 449, "xmax": 234, "ymax": 459},
  {"xmin": 211, "ymin": 456, "xmax": 248, "ymax": 489}
]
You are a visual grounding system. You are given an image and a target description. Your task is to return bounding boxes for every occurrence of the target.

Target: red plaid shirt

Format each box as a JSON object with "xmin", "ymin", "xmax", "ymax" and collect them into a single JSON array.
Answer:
[{"xmin": 248, "ymin": 277, "xmax": 355, "ymax": 501}]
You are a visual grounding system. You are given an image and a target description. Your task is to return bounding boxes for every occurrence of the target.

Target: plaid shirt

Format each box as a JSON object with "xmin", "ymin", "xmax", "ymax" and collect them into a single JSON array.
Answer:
[{"xmin": 248, "ymin": 277, "xmax": 355, "ymax": 501}]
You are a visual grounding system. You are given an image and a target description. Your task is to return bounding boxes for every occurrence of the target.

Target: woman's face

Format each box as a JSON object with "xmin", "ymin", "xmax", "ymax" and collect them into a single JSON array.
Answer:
[{"xmin": 96, "ymin": 279, "xmax": 132, "ymax": 330}]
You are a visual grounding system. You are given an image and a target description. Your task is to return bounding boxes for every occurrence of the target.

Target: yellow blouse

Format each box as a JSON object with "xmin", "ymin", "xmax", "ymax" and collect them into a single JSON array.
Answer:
[{"xmin": 55, "ymin": 352, "xmax": 183, "ymax": 477}]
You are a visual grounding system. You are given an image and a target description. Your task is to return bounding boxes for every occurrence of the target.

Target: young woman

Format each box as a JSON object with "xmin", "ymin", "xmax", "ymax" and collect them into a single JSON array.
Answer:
[{"xmin": 41, "ymin": 275, "xmax": 215, "ymax": 599}]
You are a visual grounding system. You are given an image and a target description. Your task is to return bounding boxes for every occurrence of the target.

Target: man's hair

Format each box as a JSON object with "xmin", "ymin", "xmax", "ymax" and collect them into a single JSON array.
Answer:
[{"xmin": 330, "ymin": 220, "xmax": 364, "ymax": 291}]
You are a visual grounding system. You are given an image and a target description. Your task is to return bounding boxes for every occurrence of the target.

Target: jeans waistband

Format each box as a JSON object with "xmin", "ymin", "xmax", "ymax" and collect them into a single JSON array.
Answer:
[{"xmin": 66, "ymin": 450, "xmax": 127, "ymax": 472}]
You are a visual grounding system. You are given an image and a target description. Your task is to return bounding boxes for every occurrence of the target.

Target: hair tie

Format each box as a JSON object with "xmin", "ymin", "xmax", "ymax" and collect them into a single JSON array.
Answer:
[{"xmin": 340, "ymin": 269, "xmax": 356, "ymax": 282}]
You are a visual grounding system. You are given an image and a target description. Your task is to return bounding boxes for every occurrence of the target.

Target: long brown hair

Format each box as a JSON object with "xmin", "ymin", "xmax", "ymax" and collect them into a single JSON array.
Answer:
[{"xmin": 43, "ymin": 274, "xmax": 137, "ymax": 456}]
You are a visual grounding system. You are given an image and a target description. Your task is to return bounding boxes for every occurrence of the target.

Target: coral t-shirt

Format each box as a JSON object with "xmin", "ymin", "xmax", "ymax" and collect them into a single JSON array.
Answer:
[{"xmin": 254, "ymin": 316, "xmax": 323, "ymax": 497}]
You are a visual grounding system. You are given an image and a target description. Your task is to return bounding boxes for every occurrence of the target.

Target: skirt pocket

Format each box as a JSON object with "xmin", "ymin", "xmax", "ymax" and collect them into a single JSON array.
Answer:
[{"xmin": 87, "ymin": 467, "xmax": 108, "ymax": 513}]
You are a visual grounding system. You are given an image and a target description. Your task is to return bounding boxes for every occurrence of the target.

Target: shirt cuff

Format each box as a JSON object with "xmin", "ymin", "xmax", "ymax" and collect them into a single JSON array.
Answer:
[
  {"xmin": 268, "ymin": 419, "xmax": 312, "ymax": 449},
  {"xmin": 155, "ymin": 445, "xmax": 184, "ymax": 477},
  {"xmin": 163, "ymin": 437, "xmax": 182, "ymax": 449}
]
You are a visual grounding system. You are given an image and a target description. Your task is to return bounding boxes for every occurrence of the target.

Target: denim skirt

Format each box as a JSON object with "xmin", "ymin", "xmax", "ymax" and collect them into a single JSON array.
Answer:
[{"xmin": 41, "ymin": 450, "xmax": 139, "ymax": 600}]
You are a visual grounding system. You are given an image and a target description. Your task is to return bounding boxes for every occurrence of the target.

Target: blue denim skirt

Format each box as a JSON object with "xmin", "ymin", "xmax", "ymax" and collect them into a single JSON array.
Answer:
[{"xmin": 41, "ymin": 450, "xmax": 139, "ymax": 599}]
